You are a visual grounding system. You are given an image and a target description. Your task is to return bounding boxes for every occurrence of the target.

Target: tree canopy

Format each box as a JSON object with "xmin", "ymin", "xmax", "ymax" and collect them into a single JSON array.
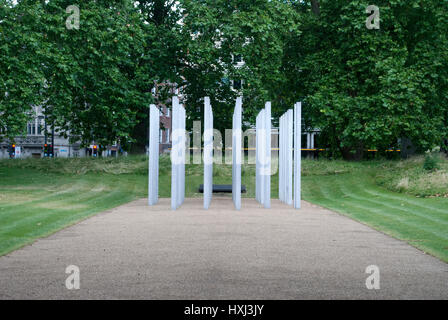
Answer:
[
  {"xmin": 0, "ymin": 0, "xmax": 447, "ymax": 158},
  {"xmin": 291, "ymin": 0, "xmax": 448, "ymax": 158}
]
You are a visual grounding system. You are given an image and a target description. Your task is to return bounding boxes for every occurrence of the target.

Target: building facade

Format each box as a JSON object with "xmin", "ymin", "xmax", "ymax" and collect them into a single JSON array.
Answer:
[
  {"xmin": 152, "ymin": 82, "xmax": 179, "ymax": 154},
  {"xmin": 0, "ymin": 106, "xmax": 118, "ymax": 159}
]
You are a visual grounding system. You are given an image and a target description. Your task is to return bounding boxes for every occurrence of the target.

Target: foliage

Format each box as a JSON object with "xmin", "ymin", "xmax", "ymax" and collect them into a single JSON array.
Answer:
[
  {"xmin": 179, "ymin": 0, "xmax": 301, "ymax": 132},
  {"xmin": 39, "ymin": 0, "xmax": 154, "ymax": 147},
  {"xmin": 0, "ymin": 0, "xmax": 174, "ymax": 147},
  {"xmin": 0, "ymin": 0, "xmax": 47, "ymax": 140},
  {"xmin": 290, "ymin": 0, "xmax": 448, "ymax": 158},
  {"xmin": 375, "ymin": 155, "xmax": 447, "ymax": 197},
  {"xmin": 1, "ymin": 1, "xmax": 447, "ymax": 157},
  {"xmin": 423, "ymin": 154, "xmax": 440, "ymax": 172},
  {"xmin": 129, "ymin": 0, "xmax": 183, "ymax": 152}
]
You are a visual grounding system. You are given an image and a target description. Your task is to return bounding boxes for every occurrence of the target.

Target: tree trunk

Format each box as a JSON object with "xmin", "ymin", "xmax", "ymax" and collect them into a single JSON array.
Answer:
[
  {"xmin": 311, "ymin": 0, "xmax": 320, "ymax": 15},
  {"xmin": 443, "ymin": 139, "xmax": 448, "ymax": 157},
  {"xmin": 340, "ymin": 145, "xmax": 364, "ymax": 161}
]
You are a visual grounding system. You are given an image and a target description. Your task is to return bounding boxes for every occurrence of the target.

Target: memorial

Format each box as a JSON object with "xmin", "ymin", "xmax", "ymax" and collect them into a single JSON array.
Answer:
[
  {"xmin": 147, "ymin": 96, "xmax": 301, "ymax": 211},
  {"xmin": 279, "ymin": 109, "xmax": 293, "ymax": 205},
  {"xmin": 294, "ymin": 102, "xmax": 302, "ymax": 209},
  {"xmin": 171, "ymin": 96, "xmax": 186, "ymax": 210},
  {"xmin": 232, "ymin": 97, "xmax": 242, "ymax": 210},
  {"xmin": 148, "ymin": 104, "xmax": 160, "ymax": 206},
  {"xmin": 255, "ymin": 102, "xmax": 271, "ymax": 209},
  {"xmin": 203, "ymin": 97, "xmax": 213, "ymax": 209}
]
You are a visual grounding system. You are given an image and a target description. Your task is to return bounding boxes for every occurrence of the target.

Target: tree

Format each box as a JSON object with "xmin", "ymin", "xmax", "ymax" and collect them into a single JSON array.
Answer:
[
  {"xmin": 129, "ymin": 0, "xmax": 183, "ymax": 153},
  {"xmin": 179, "ymin": 0, "xmax": 301, "ymax": 132},
  {"xmin": 39, "ymin": 0, "xmax": 152, "ymax": 148},
  {"xmin": 1, "ymin": 0, "xmax": 167, "ymax": 149},
  {"xmin": 311, "ymin": 0, "xmax": 320, "ymax": 15},
  {"xmin": 0, "ymin": 0, "xmax": 47, "ymax": 140},
  {"xmin": 2, "ymin": 0, "xmax": 447, "ymax": 160},
  {"xmin": 287, "ymin": 0, "xmax": 448, "ymax": 159}
]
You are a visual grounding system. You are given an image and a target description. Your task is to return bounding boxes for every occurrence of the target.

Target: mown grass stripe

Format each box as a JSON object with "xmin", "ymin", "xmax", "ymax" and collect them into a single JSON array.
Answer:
[
  {"xmin": 335, "ymin": 176, "xmax": 448, "ymax": 226},
  {"xmin": 0, "ymin": 180, "xmax": 91, "ymax": 211},
  {"xmin": 0, "ymin": 183, "xmax": 107, "ymax": 225},
  {"xmin": 356, "ymin": 175, "xmax": 448, "ymax": 213},
  {"xmin": 335, "ymin": 182, "xmax": 448, "ymax": 239},
  {"xmin": 0, "ymin": 187, "xmax": 129, "ymax": 235},
  {"xmin": 0, "ymin": 190, "xmax": 138, "ymax": 256}
]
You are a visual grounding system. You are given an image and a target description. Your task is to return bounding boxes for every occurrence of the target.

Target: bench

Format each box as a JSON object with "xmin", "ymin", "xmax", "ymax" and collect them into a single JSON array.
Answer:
[{"xmin": 198, "ymin": 184, "xmax": 247, "ymax": 193}]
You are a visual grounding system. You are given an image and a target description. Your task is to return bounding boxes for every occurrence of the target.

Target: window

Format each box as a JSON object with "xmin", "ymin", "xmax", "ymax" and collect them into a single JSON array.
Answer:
[
  {"xmin": 159, "ymin": 129, "xmax": 163, "ymax": 143},
  {"xmin": 166, "ymin": 129, "xmax": 170, "ymax": 143},
  {"xmin": 166, "ymin": 108, "xmax": 170, "ymax": 117},
  {"xmin": 26, "ymin": 118, "xmax": 44, "ymax": 136},
  {"xmin": 27, "ymin": 122, "xmax": 36, "ymax": 135},
  {"xmin": 233, "ymin": 79, "xmax": 242, "ymax": 90},
  {"xmin": 37, "ymin": 117, "xmax": 44, "ymax": 135}
]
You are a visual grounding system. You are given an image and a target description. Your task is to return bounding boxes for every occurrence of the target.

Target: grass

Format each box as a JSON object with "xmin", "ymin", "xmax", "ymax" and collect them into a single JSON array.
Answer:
[
  {"xmin": 375, "ymin": 154, "xmax": 448, "ymax": 197},
  {"xmin": 0, "ymin": 163, "xmax": 145, "ymax": 256},
  {"xmin": 0, "ymin": 154, "xmax": 447, "ymax": 262}
]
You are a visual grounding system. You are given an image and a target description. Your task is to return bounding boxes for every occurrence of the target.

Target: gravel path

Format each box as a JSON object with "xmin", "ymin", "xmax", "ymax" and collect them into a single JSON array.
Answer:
[{"xmin": 0, "ymin": 198, "xmax": 447, "ymax": 299}]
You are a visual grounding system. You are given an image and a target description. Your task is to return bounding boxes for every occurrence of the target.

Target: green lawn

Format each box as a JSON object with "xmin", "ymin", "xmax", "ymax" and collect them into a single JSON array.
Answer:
[
  {"xmin": 0, "ymin": 155, "xmax": 447, "ymax": 262},
  {"xmin": 0, "ymin": 167, "xmax": 144, "ymax": 256}
]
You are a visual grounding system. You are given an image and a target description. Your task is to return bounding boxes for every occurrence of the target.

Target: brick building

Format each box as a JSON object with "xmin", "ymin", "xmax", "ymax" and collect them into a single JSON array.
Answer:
[{"xmin": 152, "ymin": 82, "xmax": 181, "ymax": 154}]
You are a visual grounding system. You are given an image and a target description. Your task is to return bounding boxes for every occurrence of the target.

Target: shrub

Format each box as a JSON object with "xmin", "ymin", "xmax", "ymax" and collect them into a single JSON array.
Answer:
[{"xmin": 423, "ymin": 154, "xmax": 440, "ymax": 172}]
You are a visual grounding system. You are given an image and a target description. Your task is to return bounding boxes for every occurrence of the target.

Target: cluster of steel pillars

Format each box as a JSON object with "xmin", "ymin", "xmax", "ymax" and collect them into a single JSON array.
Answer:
[{"xmin": 148, "ymin": 97, "xmax": 301, "ymax": 210}]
